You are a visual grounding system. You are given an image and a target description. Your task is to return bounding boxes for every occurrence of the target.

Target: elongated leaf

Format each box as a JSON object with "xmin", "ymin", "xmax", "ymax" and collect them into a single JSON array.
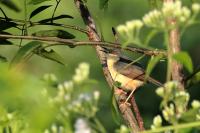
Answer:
[
  {"xmin": 146, "ymin": 55, "xmax": 163, "ymax": 79},
  {"xmin": 0, "ymin": 20, "xmax": 17, "ymax": 31},
  {"xmin": 29, "ymin": 0, "xmax": 52, "ymax": 5},
  {"xmin": 37, "ymin": 49, "xmax": 65, "ymax": 65},
  {"xmin": 0, "ymin": 0, "xmax": 20, "ymax": 12},
  {"xmin": 11, "ymin": 41, "xmax": 42, "ymax": 66},
  {"xmin": 173, "ymin": 52, "xmax": 193, "ymax": 73},
  {"xmin": 29, "ymin": 5, "xmax": 52, "ymax": 19},
  {"xmin": 0, "ymin": 55, "xmax": 7, "ymax": 62},
  {"xmin": 32, "ymin": 30, "xmax": 75, "ymax": 39},
  {"xmin": 38, "ymin": 15, "xmax": 73, "ymax": 23}
]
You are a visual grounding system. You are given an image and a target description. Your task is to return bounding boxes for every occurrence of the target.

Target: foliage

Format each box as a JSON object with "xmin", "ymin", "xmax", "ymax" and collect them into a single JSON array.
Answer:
[{"xmin": 0, "ymin": 0, "xmax": 200, "ymax": 133}]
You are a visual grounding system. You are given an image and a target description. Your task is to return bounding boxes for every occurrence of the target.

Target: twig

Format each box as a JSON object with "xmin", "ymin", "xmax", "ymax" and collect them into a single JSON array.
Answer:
[
  {"xmin": 74, "ymin": 0, "xmax": 140, "ymax": 132},
  {"xmin": 131, "ymin": 96, "xmax": 145, "ymax": 131},
  {"xmin": 0, "ymin": 34, "xmax": 166, "ymax": 56}
]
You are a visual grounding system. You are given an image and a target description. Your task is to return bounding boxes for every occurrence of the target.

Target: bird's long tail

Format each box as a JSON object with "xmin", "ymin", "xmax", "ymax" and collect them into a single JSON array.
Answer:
[{"xmin": 147, "ymin": 77, "xmax": 163, "ymax": 87}]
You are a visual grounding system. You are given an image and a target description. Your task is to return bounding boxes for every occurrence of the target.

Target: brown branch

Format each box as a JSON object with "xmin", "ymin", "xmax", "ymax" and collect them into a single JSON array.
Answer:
[
  {"xmin": 74, "ymin": 0, "xmax": 140, "ymax": 132},
  {"xmin": 0, "ymin": 34, "xmax": 166, "ymax": 56},
  {"xmin": 164, "ymin": 0, "xmax": 184, "ymax": 90}
]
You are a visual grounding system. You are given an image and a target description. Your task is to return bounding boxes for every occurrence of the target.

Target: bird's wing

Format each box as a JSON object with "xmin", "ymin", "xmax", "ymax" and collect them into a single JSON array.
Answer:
[
  {"xmin": 114, "ymin": 59, "xmax": 163, "ymax": 86},
  {"xmin": 114, "ymin": 61, "xmax": 145, "ymax": 81}
]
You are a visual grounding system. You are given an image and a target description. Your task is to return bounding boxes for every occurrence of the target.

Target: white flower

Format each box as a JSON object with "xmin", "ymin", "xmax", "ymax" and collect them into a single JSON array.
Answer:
[
  {"xmin": 51, "ymin": 124, "xmax": 57, "ymax": 132},
  {"xmin": 153, "ymin": 115, "xmax": 162, "ymax": 127},
  {"xmin": 192, "ymin": 3, "xmax": 200, "ymax": 13},
  {"xmin": 74, "ymin": 118, "xmax": 91, "ymax": 133},
  {"xmin": 192, "ymin": 100, "xmax": 200, "ymax": 109},
  {"xmin": 156, "ymin": 87, "xmax": 164, "ymax": 97},
  {"xmin": 63, "ymin": 81, "xmax": 73, "ymax": 91},
  {"xmin": 94, "ymin": 91, "xmax": 100, "ymax": 100},
  {"xmin": 73, "ymin": 62, "xmax": 90, "ymax": 83}
]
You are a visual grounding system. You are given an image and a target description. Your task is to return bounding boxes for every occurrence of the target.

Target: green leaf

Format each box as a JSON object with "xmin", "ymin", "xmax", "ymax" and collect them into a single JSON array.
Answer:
[
  {"xmin": 186, "ymin": 70, "xmax": 200, "ymax": 87},
  {"xmin": 32, "ymin": 30, "xmax": 75, "ymax": 39},
  {"xmin": 99, "ymin": 0, "xmax": 109, "ymax": 9},
  {"xmin": 146, "ymin": 55, "xmax": 163, "ymax": 79},
  {"xmin": 29, "ymin": 0, "xmax": 52, "ymax": 5},
  {"xmin": 0, "ymin": 0, "xmax": 20, "ymax": 12},
  {"xmin": 0, "ymin": 55, "xmax": 7, "ymax": 62},
  {"xmin": 38, "ymin": 15, "xmax": 73, "ymax": 23},
  {"xmin": 29, "ymin": 5, "xmax": 52, "ymax": 19},
  {"xmin": 180, "ymin": 108, "xmax": 199, "ymax": 122},
  {"xmin": 173, "ymin": 52, "xmax": 193, "ymax": 73},
  {"xmin": 11, "ymin": 41, "xmax": 42, "ymax": 66},
  {"xmin": 0, "ymin": 20, "xmax": 17, "ymax": 31},
  {"xmin": 37, "ymin": 49, "xmax": 66, "ymax": 65}
]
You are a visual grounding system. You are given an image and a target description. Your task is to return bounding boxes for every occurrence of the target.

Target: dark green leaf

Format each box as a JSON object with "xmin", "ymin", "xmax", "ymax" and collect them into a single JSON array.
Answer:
[
  {"xmin": 99, "ymin": 0, "xmax": 109, "ymax": 9},
  {"xmin": 29, "ymin": 0, "xmax": 52, "ymax": 5},
  {"xmin": 38, "ymin": 15, "xmax": 73, "ymax": 23},
  {"xmin": 37, "ymin": 49, "xmax": 65, "ymax": 65},
  {"xmin": 173, "ymin": 52, "xmax": 193, "ymax": 73},
  {"xmin": 0, "ymin": 55, "xmax": 7, "ymax": 62},
  {"xmin": 0, "ymin": 20, "xmax": 17, "ymax": 31},
  {"xmin": 0, "ymin": 39, "xmax": 12, "ymax": 45},
  {"xmin": 146, "ymin": 55, "xmax": 163, "ymax": 79},
  {"xmin": 32, "ymin": 30, "xmax": 75, "ymax": 39},
  {"xmin": 186, "ymin": 71, "xmax": 200, "ymax": 87},
  {"xmin": 11, "ymin": 41, "xmax": 42, "ymax": 66},
  {"xmin": 0, "ymin": 0, "xmax": 20, "ymax": 12},
  {"xmin": 29, "ymin": 5, "xmax": 52, "ymax": 19}
]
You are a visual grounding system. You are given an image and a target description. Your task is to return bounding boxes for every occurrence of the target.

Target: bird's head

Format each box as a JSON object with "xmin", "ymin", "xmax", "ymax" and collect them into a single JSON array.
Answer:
[{"xmin": 101, "ymin": 47, "xmax": 120, "ymax": 61}]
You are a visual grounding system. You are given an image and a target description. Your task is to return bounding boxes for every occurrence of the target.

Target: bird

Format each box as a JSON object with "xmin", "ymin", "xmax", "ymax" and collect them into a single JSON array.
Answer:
[{"xmin": 104, "ymin": 48, "xmax": 163, "ymax": 103}]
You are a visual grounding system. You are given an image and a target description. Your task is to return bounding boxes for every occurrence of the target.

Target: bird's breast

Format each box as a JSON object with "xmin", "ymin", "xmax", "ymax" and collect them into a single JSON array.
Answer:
[{"xmin": 107, "ymin": 59, "xmax": 143, "ymax": 91}]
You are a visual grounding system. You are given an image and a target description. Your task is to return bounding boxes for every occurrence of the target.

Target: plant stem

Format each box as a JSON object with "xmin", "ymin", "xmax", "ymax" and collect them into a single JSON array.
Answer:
[
  {"xmin": 165, "ymin": 31, "xmax": 172, "ymax": 81},
  {"xmin": 24, "ymin": 0, "xmax": 28, "ymax": 35},
  {"xmin": 51, "ymin": 0, "xmax": 61, "ymax": 23}
]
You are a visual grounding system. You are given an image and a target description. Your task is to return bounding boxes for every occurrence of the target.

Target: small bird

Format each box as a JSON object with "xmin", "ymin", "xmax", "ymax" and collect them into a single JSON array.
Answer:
[{"xmin": 105, "ymin": 49, "xmax": 162, "ymax": 97}]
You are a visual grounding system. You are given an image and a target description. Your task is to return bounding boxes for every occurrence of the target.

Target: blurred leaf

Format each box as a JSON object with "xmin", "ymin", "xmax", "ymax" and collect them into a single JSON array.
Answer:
[
  {"xmin": 146, "ymin": 55, "xmax": 163, "ymax": 79},
  {"xmin": 29, "ymin": 0, "xmax": 52, "ymax": 5},
  {"xmin": 180, "ymin": 108, "xmax": 199, "ymax": 122},
  {"xmin": 32, "ymin": 30, "xmax": 75, "ymax": 39},
  {"xmin": 11, "ymin": 41, "xmax": 42, "ymax": 66},
  {"xmin": 29, "ymin": 5, "xmax": 52, "ymax": 19},
  {"xmin": 110, "ymin": 88, "xmax": 121, "ymax": 125},
  {"xmin": 186, "ymin": 70, "xmax": 200, "ymax": 87},
  {"xmin": 37, "ymin": 49, "xmax": 66, "ymax": 65},
  {"xmin": 0, "ymin": 55, "xmax": 7, "ymax": 62},
  {"xmin": 0, "ymin": 20, "xmax": 17, "ymax": 31},
  {"xmin": 0, "ymin": 0, "xmax": 20, "ymax": 12},
  {"xmin": 38, "ymin": 15, "xmax": 73, "ymax": 23},
  {"xmin": 173, "ymin": 52, "xmax": 193, "ymax": 73},
  {"xmin": 0, "ymin": 39, "xmax": 12, "ymax": 45},
  {"xmin": 99, "ymin": 0, "xmax": 109, "ymax": 9}
]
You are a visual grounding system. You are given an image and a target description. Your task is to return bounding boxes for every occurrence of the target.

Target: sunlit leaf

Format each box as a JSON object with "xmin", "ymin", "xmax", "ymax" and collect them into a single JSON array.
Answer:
[
  {"xmin": 173, "ymin": 52, "xmax": 193, "ymax": 73},
  {"xmin": 29, "ymin": 0, "xmax": 52, "ymax": 5},
  {"xmin": 146, "ymin": 55, "xmax": 163, "ymax": 79},
  {"xmin": 11, "ymin": 41, "xmax": 42, "ymax": 66},
  {"xmin": 0, "ymin": 0, "xmax": 20, "ymax": 12},
  {"xmin": 29, "ymin": 5, "xmax": 52, "ymax": 19},
  {"xmin": 0, "ymin": 55, "xmax": 7, "ymax": 62},
  {"xmin": 38, "ymin": 15, "xmax": 73, "ymax": 23},
  {"xmin": 37, "ymin": 49, "xmax": 66, "ymax": 65},
  {"xmin": 32, "ymin": 30, "xmax": 75, "ymax": 39},
  {"xmin": 0, "ymin": 20, "xmax": 17, "ymax": 31}
]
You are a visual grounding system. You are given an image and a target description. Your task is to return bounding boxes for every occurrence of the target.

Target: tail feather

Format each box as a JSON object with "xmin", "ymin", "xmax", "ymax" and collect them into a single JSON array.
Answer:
[{"xmin": 147, "ymin": 77, "xmax": 163, "ymax": 87}]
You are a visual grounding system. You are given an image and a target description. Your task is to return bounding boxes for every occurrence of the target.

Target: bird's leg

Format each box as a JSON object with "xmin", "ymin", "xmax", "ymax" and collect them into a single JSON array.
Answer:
[{"xmin": 125, "ymin": 89, "xmax": 135, "ymax": 104}]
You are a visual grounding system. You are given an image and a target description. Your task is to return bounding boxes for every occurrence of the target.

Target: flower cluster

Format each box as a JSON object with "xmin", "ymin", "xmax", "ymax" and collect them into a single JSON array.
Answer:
[
  {"xmin": 117, "ymin": 20, "xmax": 143, "ymax": 45},
  {"xmin": 143, "ymin": 1, "xmax": 200, "ymax": 29},
  {"xmin": 153, "ymin": 81, "xmax": 200, "ymax": 128},
  {"xmin": 42, "ymin": 63, "xmax": 101, "ymax": 132}
]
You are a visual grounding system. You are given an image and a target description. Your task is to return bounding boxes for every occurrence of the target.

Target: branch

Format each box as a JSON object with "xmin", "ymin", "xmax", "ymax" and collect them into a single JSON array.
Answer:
[
  {"xmin": 0, "ymin": 34, "xmax": 166, "ymax": 56},
  {"xmin": 74, "ymin": 0, "xmax": 140, "ymax": 132},
  {"xmin": 164, "ymin": 0, "xmax": 184, "ymax": 89}
]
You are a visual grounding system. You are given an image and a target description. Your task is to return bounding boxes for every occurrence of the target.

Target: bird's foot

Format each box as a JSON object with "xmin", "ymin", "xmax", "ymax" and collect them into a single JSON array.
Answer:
[{"xmin": 119, "ymin": 101, "xmax": 131, "ymax": 113}]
